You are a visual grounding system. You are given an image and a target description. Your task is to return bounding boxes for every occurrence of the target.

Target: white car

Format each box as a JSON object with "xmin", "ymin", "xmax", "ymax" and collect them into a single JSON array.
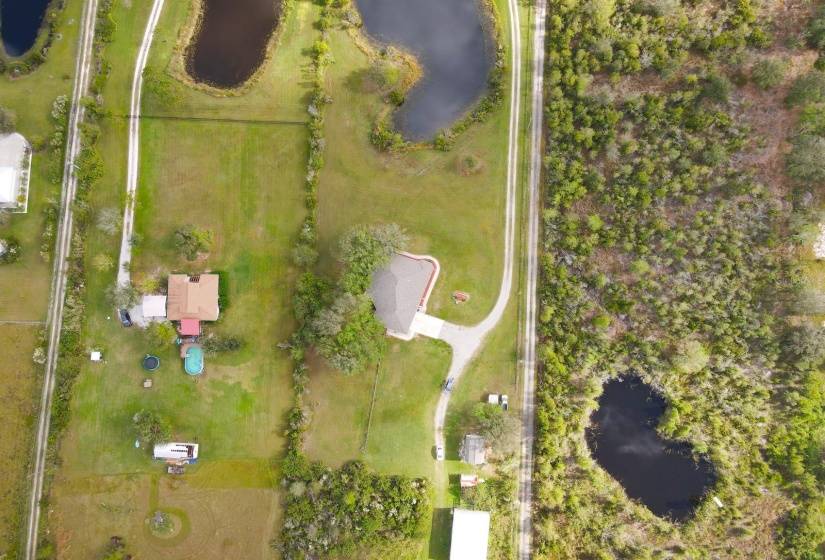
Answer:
[
  {"xmin": 436, "ymin": 445, "xmax": 445, "ymax": 460},
  {"xmin": 501, "ymin": 394, "xmax": 509, "ymax": 411}
]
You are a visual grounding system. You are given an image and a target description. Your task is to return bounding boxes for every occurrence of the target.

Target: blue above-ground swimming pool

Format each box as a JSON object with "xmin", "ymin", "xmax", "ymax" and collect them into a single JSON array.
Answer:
[{"xmin": 184, "ymin": 346, "xmax": 203, "ymax": 375}]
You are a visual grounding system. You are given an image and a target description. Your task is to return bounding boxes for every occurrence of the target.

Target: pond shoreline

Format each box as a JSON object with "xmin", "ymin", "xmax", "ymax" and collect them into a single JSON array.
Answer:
[
  {"xmin": 585, "ymin": 376, "xmax": 717, "ymax": 522},
  {"xmin": 350, "ymin": 0, "xmax": 503, "ymax": 145}
]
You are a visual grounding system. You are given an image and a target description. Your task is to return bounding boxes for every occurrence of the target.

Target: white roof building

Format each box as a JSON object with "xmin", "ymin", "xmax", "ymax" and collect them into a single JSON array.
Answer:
[
  {"xmin": 142, "ymin": 295, "xmax": 168, "ymax": 318},
  {"xmin": 152, "ymin": 442, "xmax": 199, "ymax": 463},
  {"xmin": 0, "ymin": 167, "xmax": 15, "ymax": 204},
  {"xmin": 449, "ymin": 509, "xmax": 490, "ymax": 560}
]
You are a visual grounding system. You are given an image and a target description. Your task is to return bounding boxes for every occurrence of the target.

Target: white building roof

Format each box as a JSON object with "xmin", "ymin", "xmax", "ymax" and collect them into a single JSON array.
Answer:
[
  {"xmin": 142, "ymin": 295, "xmax": 167, "ymax": 318},
  {"xmin": 0, "ymin": 167, "xmax": 15, "ymax": 203},
  {"xmin": 449, "ymin": 509, "xmax": 490, "ymax": 560},
  {"xmin": 90, "ymin": 351, "xmax": 102, "ymax": 362},
  {"xmin": 153, "ymin": 442, "xmax": 198, "ymax": 460}
]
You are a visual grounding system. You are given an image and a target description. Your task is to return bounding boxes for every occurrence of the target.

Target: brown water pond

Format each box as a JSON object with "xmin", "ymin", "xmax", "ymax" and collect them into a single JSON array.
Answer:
[{"xmin": 187, "ymin": 0, "xmax": 281, "ymax": 88}]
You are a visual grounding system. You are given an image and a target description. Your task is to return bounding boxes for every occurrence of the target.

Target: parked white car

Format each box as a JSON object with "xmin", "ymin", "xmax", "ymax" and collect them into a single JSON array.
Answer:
[
  {"xmin": 501, "ymin": 394, "xmax": 508, "ymax": 411},
  {"xmin": 436, "ymin": 445, "xmax": 445, "ymax": 460}
]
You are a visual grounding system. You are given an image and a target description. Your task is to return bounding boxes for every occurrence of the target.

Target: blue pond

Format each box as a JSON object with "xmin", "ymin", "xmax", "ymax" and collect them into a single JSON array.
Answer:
[
  {"xmin": 355, "ymin": 0, "xmax": 493, "ymax": 140},
  {"xmin": 0, "ymin": 0, "xmax": 51, "ymax": 57},
  {"xmin": 586, "ymin": 377, "xmax": 716, "ymax": 521}
]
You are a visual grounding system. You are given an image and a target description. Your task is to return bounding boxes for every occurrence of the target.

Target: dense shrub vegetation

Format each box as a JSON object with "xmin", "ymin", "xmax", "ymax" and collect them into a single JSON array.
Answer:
[{"xmin": 533, "ymin": 0, "xmax": 825, "ymax": 557}]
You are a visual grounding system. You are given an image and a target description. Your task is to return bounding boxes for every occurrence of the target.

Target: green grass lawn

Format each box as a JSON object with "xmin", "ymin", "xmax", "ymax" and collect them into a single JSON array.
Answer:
[
  {"xmin": 0, "ymin": 325, "xmax": 41, "ymax": 557},
  {"xmin": 0, "ymin": 0, "xmax": 84, "ymax": 321},
  {"xmin": 48, "ymin": 2, "xmax": 315, "ymax": 558}
]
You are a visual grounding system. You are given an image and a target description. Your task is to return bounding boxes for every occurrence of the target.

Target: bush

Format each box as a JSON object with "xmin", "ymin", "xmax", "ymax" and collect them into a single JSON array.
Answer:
[
  {"xmin": 134, "ymin": 411, "xmax": 172, "ymax": 445},
  {"xmin": 368, "ymin": 60, "xmax": 400, "ymax": 90},
  {"xmin": 173, "ymin": 224, "xmax": 215, "ymax": 260},
  {"xmin": 751, "ymin": 58, "xmax": 786, "ymax": 90},
  {"xmin": 807, "ymin": 6, "xmax": 825, "ymax": 51},
  {"xmin": 146, "ymin": 321, "xmax": 176, "ymax": 350},
  {"xmin": 201, "ymin": 334, "xmax": 242, "ymax": 356},
  {"xmin": 701, "ymin": 74, "xmax": 732, "ymax": 104},
  {"xmin": 786, "ymin": 135, "xmax": 825, "ymax": 183},
  {"xmin": 671, "ymin": 340, "xmax": 710, "ymax": 374},
  {"xmin": 0, "ymin": 107, "xmax": 17, "ymax": 133},
  {"xmin": 92, "ymin": 253, "xmax": 114, "ymax": 272},
  {"xmin": 105, "ymin": 283, "xmax": 141, "ymax": 309},
  {"xmin": 0, "ymin": 237, "xmax": 22, "ymax": 264},
  {"xmin": 786, "ymin": 70, "xmax": 825, "ymax": 107}
]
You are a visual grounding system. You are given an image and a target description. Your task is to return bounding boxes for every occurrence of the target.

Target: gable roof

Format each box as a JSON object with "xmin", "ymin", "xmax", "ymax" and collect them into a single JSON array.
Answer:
[
  {"xmin": 0, "ymin": 167, "xmax": 15, "ymax": 203},
  {"xmin": 449, "ymin": 509, "xmax": 490, "ymax": 560},
  {"xmin": 166, "ymin": 274, "xmax": 219, "ymax": 321},
  {"xmin": 370, "ymin": 254, "xmax": 437, "ymax": 334},
  {"xmin": 463, "ymin": 434, "xmax": 486, "ymax": 465}
]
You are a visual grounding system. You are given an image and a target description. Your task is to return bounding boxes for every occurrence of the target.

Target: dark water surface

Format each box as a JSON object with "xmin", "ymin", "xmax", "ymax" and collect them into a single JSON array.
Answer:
[
  {"xmin": 0, "ymin": 0, "xmax": 51, "ymax": 57},
  {"xmin": 586, "ymin": 377, "xmax": 716, "ymax": 521},
  {"xmin": 188, "ymin": 0, "xmax": 280, "ymax": 88},
  {"xmin": 355, "ymin": 0, "xmax": 492, "ymax": 140}
]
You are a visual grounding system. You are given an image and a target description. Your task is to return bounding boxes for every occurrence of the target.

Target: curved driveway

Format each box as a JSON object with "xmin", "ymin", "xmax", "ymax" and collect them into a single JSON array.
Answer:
[{"xmin": 432, "ymin": 0, "xmax": 523, "ymax": 455}]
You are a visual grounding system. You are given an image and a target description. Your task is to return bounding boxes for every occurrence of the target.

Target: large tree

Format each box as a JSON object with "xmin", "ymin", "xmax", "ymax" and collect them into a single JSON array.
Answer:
[
  {"xmin": 134, "ymin": 412, "xmax": 172, "ymax": 445},
  {"xmin": 173, "ymin": 224, "xmax": 215, "ymax": 261},
  {"xmin": 339, "ymin": 222, "xmax": 409, "ymax": 293}
]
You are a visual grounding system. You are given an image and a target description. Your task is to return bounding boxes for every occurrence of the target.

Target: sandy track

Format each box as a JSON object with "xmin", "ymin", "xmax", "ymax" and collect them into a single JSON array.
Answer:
[
  {"xmin": 25, "ymin": 0, "xmax": 101, "ymax": 556},
  {"xmin": 116, "ymin": 0, "xmax": 166, "ymax": 286}
]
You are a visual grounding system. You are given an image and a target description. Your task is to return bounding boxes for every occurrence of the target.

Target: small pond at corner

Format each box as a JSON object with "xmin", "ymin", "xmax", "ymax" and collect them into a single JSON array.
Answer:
[
  {"xmin": 354, "ymin": 0, "xmax": 493, "ymax": 141},
  {"xmin": 187, "ymin": 0, "xmax": 281, "ymax": 88},
  {"xmin": 0, "ymin": 0, "xmax": 52, "ymax": 57},
  {"xmin": 586, "ymin": 377, "xmax": 716, "ymax": 522}
]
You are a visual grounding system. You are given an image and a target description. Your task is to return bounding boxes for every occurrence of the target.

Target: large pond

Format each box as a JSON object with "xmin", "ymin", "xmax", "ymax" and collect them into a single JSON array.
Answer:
[
  {"xmin": 0, "ymin": 0, "xmax": 51, "ymax": 57},
  {"xmin": 586, "ymin": 377, "xmax": 716, "ymax": 522},
  {"xmin": 355, "ymin": 0, "xmax": 493, "ymax": 140},
  {"xmin": 187, "ymin": 0, "xmax": 281, "ymax": 88}
]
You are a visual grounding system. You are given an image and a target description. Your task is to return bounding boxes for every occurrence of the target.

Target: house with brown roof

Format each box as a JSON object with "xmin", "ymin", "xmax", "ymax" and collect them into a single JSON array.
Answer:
[{"xmin": 166, "ymin": 274, "xmax": 220, "ymax": 322}]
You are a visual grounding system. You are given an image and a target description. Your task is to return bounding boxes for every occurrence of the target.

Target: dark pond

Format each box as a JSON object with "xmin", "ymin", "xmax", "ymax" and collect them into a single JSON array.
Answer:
[
  {"xmin": 355, "ymin": 0, "xmax": 493, "ymax": 140},
  {"xmin": 187, "ymin": 0, "xmax": 280, "ymax": 88},
  {"xmin": 586, "ymin": 377, "xmax": 716, "ymax": 522},
  {"xmin": 0, "ymin": 0, "xmax": 51, "ymax": 57}
]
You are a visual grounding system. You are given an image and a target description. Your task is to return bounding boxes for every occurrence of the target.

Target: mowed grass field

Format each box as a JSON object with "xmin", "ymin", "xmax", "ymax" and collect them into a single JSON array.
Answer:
[
  {"xmin": 0, "ymin": 325, "xmax": 40, "ymax": 557},
  {"xmin": 48, "ymin": 2, "xmax": 316, "ymax": 558},
  {"xmin": 0, "ymin": 0, "xmax": 84, "ymax": 320}
]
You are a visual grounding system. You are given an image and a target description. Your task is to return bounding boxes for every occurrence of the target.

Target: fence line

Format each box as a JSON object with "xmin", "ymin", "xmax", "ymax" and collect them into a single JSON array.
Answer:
[
  {"xmin": 360, "ymin": 359, "xmax": 382, "ymax": 454},
  {"xmin": 124, "ymin": 114, "xmax": 310, "ymax": 126}
]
